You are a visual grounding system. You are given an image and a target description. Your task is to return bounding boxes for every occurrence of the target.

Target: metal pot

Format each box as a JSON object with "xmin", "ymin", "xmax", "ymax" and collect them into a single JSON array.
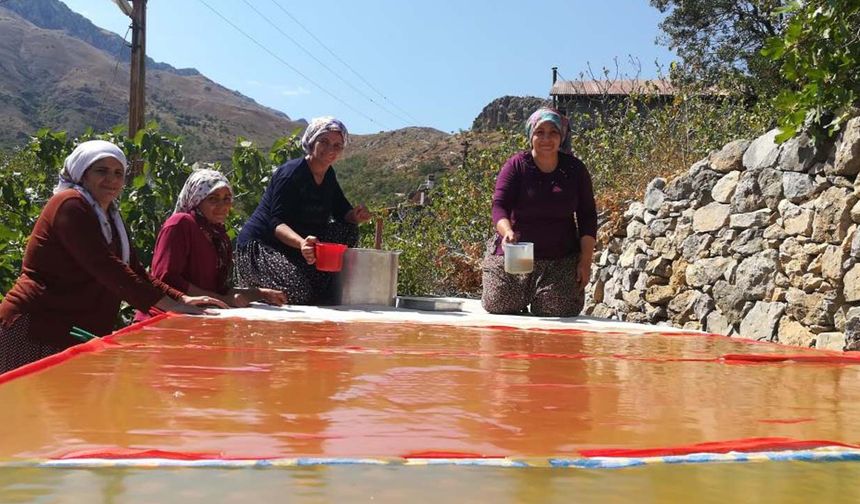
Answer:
[{"xmin": 334, "ymin": 248, "xmax": 401, "ymax": 306}]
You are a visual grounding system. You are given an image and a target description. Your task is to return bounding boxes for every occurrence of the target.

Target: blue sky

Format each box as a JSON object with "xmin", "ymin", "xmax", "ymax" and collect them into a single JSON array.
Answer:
[{"xmin": 60, "ymin": 0, "xmax": 676, "ymax": 135}]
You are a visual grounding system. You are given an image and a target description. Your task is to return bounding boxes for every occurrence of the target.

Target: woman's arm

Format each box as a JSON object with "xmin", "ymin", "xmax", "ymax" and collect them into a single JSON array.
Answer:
[
  {"xmin": 573, "ymin": 159, "xmax": 599, "ymax": 288},
  {"xmin": 274, "ymin": 223, "xmax": 318, "ymax": 264},
  {"xmin": 273, "ymin": 222, "xmax": 304, "ymax": 249},
  {"xmin": 181, "ymin": 282, "xmax": 286, "ymax": 308},
  {"xmin": 344, "ymin": 204, "xmax": 372, "ymax": 224},
  {"xmin": 491, "ymin": 155, "xmax": 521, "ymax": 241},
  {"xmin": 231, "ymin": 287, "xmax": 288, "ymax": 306},
  {"xmin": 495, "ymin": 218, "xmax": 517, "ymax": 244},
  {"xmin": 577, "ymin": 235, "xmax": 596, "ymax": 287},
  {"xmin": 53, "ymin": 198, "xmax": 169, "ymax": 312}
]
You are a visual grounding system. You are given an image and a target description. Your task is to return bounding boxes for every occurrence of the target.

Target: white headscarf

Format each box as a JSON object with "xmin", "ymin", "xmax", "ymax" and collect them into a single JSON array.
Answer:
[
  {"xmin": 174, "ymin": 169, "xmax": 232, "ymax": 214},
  {"xmin": 54, "ymin": 140, "xmax": 130, "ymax": 264},
  {"xmin": 300, "ymin": 116, "xmax": 349, "ymax": 154}
]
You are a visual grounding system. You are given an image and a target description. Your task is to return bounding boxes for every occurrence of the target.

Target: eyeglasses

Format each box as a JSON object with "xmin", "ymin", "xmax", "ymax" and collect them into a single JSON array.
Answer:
[{"xmin": 316, "ymin": 139, "xmax": 345, "ymax": 152}]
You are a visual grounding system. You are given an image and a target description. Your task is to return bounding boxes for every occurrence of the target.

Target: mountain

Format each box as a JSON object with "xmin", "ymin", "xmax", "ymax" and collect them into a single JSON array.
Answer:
[
  {"xmin": 0, "ymin": 0, "xmax": 305, "ymax": 163},
  {"xmin": 0, "ymin": 0, "xmax": 527, "ymax": 205},
  {"xmin": 1, "ymin": 0, "xmax": 198, "ymax": 76}
]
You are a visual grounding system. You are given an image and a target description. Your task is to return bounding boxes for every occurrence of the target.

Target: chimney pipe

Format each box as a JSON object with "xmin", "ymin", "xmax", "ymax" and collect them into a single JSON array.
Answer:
[{"xmin": 552, "ymin": 66, "xmax": 558, "ymax": 84}]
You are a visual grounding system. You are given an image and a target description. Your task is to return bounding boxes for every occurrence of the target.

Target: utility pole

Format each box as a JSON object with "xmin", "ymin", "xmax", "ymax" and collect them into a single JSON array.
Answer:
[
  {"xmin": 113, "ymin": 0, "xmax": 146, "ymax": 173},
  {"xmin": 128, "ymin": 0, "xmax": 147, "ymax": 139}
]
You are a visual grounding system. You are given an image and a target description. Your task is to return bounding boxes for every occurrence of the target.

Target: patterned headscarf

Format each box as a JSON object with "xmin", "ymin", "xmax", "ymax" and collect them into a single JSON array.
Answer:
[
  {"xmin": 525, "ymin": 107, "xmax": 572, "ymax": 154},
  {"xmin": 300, "ymin": 116, "xmax": 349, "ymax": 154},
  {"xmin": 174, "ymin": 169, "xmax": 232, "ymax": 214},
  {"xmin": 174, "ymin": 169, "xmax": 234, "ymax": 293},
  {"xmin": 54, "ymin": 140, "xmax": 130, "ymax": 264}
]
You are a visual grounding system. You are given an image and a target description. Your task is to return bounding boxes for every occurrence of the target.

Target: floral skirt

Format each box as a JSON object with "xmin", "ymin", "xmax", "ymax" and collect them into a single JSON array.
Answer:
[
  {"xmin": 235, "ymin": 222, "xmax": 358, "ymax": 305},
  {"xmin": 0, "ymin": 314, "xmax": 66, "ymax": 374},
  {"xmin": 481, "ymin": 254, "xmax": 584, "ymax": 317}
]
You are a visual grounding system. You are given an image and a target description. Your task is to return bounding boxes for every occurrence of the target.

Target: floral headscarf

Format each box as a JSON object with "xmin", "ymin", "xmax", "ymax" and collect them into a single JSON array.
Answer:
[
  {"xmin": 301, "ymin": 116, "xmax": 349, "ymax": 154},
  {"xmin": 173, "ymin": 169, "xmax": 234, "ymax": 293},
  {"xmin": 54, "ymin": 140, "xmax": 130, "ymax": 264},
  {"xmin": 525, "ymin": 107, "xmax": 572, "ymax": 154},
  {"xmin": 174, "ymin": 169, "xmax": 232, "ymax": 214}
]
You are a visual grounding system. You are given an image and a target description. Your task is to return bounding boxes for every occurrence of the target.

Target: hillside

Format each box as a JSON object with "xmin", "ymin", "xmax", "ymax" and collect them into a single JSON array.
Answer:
[
  {"xmin": 337, "ymin": 127, "xmax": 452, "ymax": 205},
  {"xmin": 0, "ymin": 1, "xmax": 305, "ymax": 164},
  {"xmin": 0, "ymin": 0, "xmax": 516, "ymax": 206},
  {"xmin": 337, "ymin": 128, "xmax": 515, "ymax": 206},
  {"xmin": 1, "ymin": 0, "xmax": 198, "ymax": 76}
]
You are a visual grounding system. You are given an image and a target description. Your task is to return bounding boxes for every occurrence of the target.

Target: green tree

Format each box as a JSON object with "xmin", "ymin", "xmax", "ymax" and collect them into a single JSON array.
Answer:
[
  {"xmin": 651, "ymin": 0, "xmax": 789, "ymax": 94},
  {"xmin": 761, "ymin": 0, "xmax": 860, "ymax": 141},
  {"xmin": 0, "ymin": 127, "xmax": 301, "ymax": 309}
]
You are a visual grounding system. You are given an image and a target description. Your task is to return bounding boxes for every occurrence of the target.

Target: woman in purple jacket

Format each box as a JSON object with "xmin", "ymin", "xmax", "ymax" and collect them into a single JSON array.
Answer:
[{"xmin": 482, "ymin": 107, "xmax": 598, "ymax": 317}]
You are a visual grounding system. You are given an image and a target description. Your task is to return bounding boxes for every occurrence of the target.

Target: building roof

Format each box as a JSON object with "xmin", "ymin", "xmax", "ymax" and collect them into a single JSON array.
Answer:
[{"xmin": 551, "ymin": 79, "xmax": 676, "ymax": 97}]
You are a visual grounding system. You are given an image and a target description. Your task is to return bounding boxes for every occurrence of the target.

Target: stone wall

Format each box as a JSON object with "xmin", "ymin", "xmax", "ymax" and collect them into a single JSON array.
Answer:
[{"xmin": 585, "ymin": 117, "xmax": 860, "ymax": 351}]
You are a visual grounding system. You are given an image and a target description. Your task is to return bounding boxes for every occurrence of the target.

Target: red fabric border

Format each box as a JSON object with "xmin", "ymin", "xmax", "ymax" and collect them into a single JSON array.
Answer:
[
  {"xmin": 722, "ymin": 353, "xmax": 860, "ymax": 364},
  {"xmin": 55, "ymin": 448, "xmax": 227, "ymax": 461},
  {"xmin": 578, "ymin": 437, "xmax": 860, "ymax": 458},
  {"xmin": 0, "ymin": 312, "xmax": 173, "ymax": 385},
  {"xmin": 55, "ymin": 448, "xmax": 507, "ymax": 461},
  {"xmin": 49, "ymin": 438, "xmax": 860, "ymax": 462}
]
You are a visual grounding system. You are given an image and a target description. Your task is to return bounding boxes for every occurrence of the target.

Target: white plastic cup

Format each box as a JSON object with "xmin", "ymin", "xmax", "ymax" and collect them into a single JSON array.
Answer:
[{"xmin": 503, "ymin": 242, "xmax": 534, "ymax": 274}]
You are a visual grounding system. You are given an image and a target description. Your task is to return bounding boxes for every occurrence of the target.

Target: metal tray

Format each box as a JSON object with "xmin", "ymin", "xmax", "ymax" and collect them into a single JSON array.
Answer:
[{"xmin": 396, "ymin": 296, "xmax": 464, "ymax": 312}]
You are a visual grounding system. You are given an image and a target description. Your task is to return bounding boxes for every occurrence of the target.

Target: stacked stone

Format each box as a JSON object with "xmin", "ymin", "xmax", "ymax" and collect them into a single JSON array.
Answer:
[{"xmin": 586, "ymin": 117, "xmax": 860, "ymax": 351}]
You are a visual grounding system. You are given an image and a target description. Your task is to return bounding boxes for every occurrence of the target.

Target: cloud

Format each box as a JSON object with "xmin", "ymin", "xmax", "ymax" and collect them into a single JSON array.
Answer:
[{"xmin": 281, "ymin": 86, "xmax": 310, "ymax": 97}]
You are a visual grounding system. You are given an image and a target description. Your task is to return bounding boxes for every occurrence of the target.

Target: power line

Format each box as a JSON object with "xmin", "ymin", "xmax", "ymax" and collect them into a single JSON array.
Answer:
[
  {"xmin": 240, "ymin": 0, "xmax": 412, "ymax": 127},
  {"xmin": 196, "ymin": 0, "xmax": 387, "ymax": 129},
  {"xmin": 268, "ymin": 0, "xmax": 421, "ymax": 125},
  {"xmin": 95, "ymin": 26, "xmax": 132, "ymax": 130}
]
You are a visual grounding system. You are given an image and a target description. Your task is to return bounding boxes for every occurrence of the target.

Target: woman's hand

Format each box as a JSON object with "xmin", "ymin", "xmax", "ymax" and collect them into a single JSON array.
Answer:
[
  {"xmin": 496, "ymin": 218, "xmax": 517, "ymax": 245},
  {"xmin": 347, "ymin": 204, "xmax": 372, "ymax": 224},
  {"xmin": 154, "ymin": 295, "xmax": 225, "ymax": 315},
  {"xmin": 501, "ymin": 229, "xmax": 517, "ymax": 245},
  {"xmin": 575, "ymin": 258, "xmax": 591, "ymax": 288},
  {"xmin": 182, "ymin": 294, "xmax": 230, "ymax": 309},
  {"xmin": 226, "ymin": 291, "xmax": 252, "ymax": 308},
  {"xmin": 256, "ymin": 288, "xmax": 287, "ymax": 306},
  {"xmin": 301, "ymin": 235, "xmax": 318, "ymax": 264}
]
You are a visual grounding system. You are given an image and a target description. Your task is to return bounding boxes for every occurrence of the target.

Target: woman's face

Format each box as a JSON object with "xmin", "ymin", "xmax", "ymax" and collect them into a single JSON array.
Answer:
[
  {"xmin": 196, "ymin": 186, "xmax": 233, "ymax": 225},
  {"xmin": 80, "ymin": 157, "xmax": 125, "ymax": 208},
  {"xmin": 309, "ymin": 131, "xmax": 345, "ymax": 167},
  {"xmin": 531, "ymin": 121, "xmax": 562, "ymax": 155}
]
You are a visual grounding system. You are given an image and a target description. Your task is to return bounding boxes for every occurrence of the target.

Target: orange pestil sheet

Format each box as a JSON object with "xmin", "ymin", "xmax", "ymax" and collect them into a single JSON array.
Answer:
[{"xmin": 2, "ymin": 316, "xmax": 860, "ymax": 461}]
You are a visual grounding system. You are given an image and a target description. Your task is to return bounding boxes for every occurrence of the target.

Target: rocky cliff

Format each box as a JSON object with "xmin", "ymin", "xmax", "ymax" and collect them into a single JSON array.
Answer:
[
  {"xmin": 586, "ymin": 117, "xmax": 860, "ymax": 351},
  {"xmin": 472, "ymin": 96, "xmax": 549, "ymax": 132}
]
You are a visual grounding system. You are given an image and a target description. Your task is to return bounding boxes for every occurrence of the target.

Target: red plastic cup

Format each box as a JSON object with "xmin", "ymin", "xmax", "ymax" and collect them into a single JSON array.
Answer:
[{"xmin": 315, "ymin": 242, "xmax": 348, "ymax": 272}]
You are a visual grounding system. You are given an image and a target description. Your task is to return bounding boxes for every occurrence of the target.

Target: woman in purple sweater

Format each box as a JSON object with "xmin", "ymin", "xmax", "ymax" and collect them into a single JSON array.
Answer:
[{"xmin": 482, "ymin": 107, "xmax": 598, "ymax": 317}]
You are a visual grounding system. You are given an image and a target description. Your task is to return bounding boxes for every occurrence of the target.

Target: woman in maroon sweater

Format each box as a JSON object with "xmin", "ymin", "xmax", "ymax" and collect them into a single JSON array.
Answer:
[
  {"xmin": 141, "ymin": 169, "xmax": 285, "ymax": 317},
  {"xmin": 0, "ymin": 140, "xmax": 226, "ymax": 373},
  {"xmin": 482, "ymin": 108, "xmax": 598, "ymax": 317}
]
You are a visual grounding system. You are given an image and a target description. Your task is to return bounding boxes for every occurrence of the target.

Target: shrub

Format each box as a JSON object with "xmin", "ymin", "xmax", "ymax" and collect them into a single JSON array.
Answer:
[{"xmin": 0, "ymin": 127, "xmax": 303, "ymax": 310}]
